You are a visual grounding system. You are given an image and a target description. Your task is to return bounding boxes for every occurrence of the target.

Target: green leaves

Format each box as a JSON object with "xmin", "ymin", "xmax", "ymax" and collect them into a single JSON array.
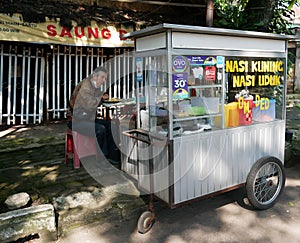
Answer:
[
  {"xmin": 213, "ymin": 0, "xmax": 296, "ymax": 34},
  {"xmin": 214, "ymin": 0, "xmax": 249, "ymax": 29}
]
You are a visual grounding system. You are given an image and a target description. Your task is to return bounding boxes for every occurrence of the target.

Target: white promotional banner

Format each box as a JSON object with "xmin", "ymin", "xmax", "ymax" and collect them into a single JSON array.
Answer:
[{"xmin": 0, "ymin": 13, "xmax": 134, "ymax": 47}]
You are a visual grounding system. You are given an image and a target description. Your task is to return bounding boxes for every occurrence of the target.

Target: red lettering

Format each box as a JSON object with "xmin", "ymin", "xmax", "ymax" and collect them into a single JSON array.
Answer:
[
  {"xmin": 119, "ymin": 29, "xmax": 127, "ymax": 41},
  {"xmin": 88, "ymin": 27, "xmax": 99, "ymax": 39},
  {"xmin": 101, "ymin": 28, "xmax": 111, "ymax": 39},
  {"xmin": 74, "ymin": 26, "xmax": 85, "ymax": 38},
  {"xmin": 60, "ymin": 27, "xmax": 72, "ymax": 38},
  {"xmin": 46, "ymin": 25, "xmax": 130, "ymax": 42},
  {"xmin": 47, "ymin": 25, "xmax": 57, "ymax": 37}
]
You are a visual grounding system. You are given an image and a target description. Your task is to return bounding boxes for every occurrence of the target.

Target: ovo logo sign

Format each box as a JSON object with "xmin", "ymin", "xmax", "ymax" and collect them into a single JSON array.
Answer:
[{"xmin": 172, "ymin": 56, "xmax": 187, "ymax": 72}]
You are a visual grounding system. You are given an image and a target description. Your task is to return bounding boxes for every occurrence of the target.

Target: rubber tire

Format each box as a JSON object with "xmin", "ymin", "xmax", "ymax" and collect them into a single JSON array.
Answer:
[
  {"xmin": 137, "ymin": 211, "xmax": 154, "ymax": 234},
  {"xmin": 246, "ymin": 156, "xmax": 286, "ymax": 210}
]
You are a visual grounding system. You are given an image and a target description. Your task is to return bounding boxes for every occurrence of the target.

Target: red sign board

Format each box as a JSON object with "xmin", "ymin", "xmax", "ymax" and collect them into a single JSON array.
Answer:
[{"xmin": 205, "ymin": 66, "xmax": 216, "ymax": 82}]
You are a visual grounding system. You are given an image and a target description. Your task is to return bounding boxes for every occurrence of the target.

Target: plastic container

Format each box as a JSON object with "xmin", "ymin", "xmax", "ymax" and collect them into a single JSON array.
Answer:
[
  {"xmin": 225, "ymin": 102, "xmax": 239, "ymax": 127},
  {"xmin": 141, "ymin": 110, "xmax": 157, "ymax": 130},
  {"xmin": 202, "ymin": 97, "xmax": 219, "ymax": 114},
  {"xmin": 237, "ymin": 98, "xmax": 253, "ymax": 125},
  {"xmin": 190, "ymin": 97, "xmax": 219, "ymax": 114},
  {"xmin": 178, "ymin": 103, "xmax": 192, "ymax": 116},
  {"xmin": 140, "ymin": 110, "xmax": 149, "ymax": 130},
  {"xmin": 190, "ymin": 97, "xmax": 202, "ymax": 107},
  {"xmin": 253, "ymin": 99, "xmax": 276, "ymax": 122},
  {"xmin": 188, "ymin": 106, "xmax": 206, "ymax": 116},
  {"xmin": 213, "ymin": 104, "xmax": 223, "ymax": 128}
]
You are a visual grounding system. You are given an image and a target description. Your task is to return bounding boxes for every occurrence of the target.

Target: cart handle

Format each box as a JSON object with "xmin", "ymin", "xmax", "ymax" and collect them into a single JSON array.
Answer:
[{"xmin": 122, "ymin": 129, "xmax": 168, "ymax": 147}]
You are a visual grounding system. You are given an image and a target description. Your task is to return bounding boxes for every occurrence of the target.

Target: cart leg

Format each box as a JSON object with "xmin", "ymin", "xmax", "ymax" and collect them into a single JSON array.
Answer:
[
  {"xmin": 137, "ymin": 194, "xmax": 156, "ymax": 234},
  {"xmin": 136, "ymin": 139, "xmax": 157, "ymax": 234}
]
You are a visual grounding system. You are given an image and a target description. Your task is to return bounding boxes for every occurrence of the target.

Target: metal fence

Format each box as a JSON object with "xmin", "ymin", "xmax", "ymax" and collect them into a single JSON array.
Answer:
[{"xmin": 0, "ymin": 41, "xmax": 134, "ymax": 125}]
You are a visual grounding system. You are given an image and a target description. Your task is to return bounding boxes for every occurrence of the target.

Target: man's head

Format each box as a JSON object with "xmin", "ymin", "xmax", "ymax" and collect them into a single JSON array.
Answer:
[{"xmin": 91, "ymin": 66, "xmax": 108, "ymax": 88}]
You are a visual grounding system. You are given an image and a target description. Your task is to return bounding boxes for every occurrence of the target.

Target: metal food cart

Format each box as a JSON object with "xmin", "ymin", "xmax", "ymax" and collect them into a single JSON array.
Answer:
[{"xmin": 121, "ymin": 23, "xmax": 291, "ymax": 233}]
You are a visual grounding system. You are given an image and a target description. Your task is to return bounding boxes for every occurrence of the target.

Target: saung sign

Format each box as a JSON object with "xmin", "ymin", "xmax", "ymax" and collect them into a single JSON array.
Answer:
[{"xmin": 0, "ymin": 13, "xmax": 134, "ymax": 47}]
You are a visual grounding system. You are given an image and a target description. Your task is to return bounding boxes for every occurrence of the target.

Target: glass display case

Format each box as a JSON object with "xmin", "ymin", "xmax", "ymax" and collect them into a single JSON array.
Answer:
[
  {"xmin": 135, "ymin": 54, "xmax": 286, "ymax": 139},
  {"xmin": 134, "ymin": 52, "xmax": 286, "ymax": 138},
  {"xmin": 135, "ymin": 54, "xmax": 225, "ymax": 139}
]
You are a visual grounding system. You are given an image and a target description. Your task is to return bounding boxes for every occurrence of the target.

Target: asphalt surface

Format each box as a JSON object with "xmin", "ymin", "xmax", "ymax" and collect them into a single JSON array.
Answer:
[{"xmin": 54, "ymin": 162, "xmax": 300, "ymax": 243}]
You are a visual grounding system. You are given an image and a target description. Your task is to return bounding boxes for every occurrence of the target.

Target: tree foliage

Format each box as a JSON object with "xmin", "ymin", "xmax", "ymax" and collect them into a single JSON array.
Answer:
[{"xmin": 214, "ymin": 0, "xmax": 298, "ymax": 34}]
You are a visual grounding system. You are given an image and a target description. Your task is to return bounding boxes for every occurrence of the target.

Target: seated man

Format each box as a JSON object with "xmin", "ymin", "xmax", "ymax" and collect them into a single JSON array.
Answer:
[{"xmin": 67, "ymin": 66, "xmax": 117, "ymax": 162}]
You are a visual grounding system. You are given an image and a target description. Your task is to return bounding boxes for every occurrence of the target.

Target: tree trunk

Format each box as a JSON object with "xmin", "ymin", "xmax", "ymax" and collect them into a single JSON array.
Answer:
[{"xmin": 206, "ymin": 0, "xmax": 214, "ymax": 27}]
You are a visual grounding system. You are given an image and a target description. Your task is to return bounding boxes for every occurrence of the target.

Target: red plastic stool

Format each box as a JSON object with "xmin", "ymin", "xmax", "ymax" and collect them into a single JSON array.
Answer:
[
  {"xmin": 65, "ymin": 129, "xmax": 97, "ymax": 169},
  {"xmin": 65, "ymin": 129, "xmax": 74, "ymax": 164}
]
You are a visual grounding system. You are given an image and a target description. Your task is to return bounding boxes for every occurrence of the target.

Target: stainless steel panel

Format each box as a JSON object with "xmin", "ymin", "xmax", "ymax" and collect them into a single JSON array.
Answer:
[
  {"xmin": 120, "ymin": 127, "xmax": 170, "ymax": 203},
  {"xmin": 173, "ymin": 120, "xmax": 285, "ymax": 205},
  {"xmin": 172, "ymin": 32, "xmax": 286, "ymax": 53},
  {"xmin": 121, "ymin": 121, "xmax": 285, "ymax": 206},
  {"xmin": 136, "ymin": 33, "xmax": 167, "ymax": 52},
  {"xmin": 152, "ymin": 145, "xmax": 169, "ymax": 203},
  {"xmin": 120, "ymin": 122, "xmax": 139, "ymax": 180}
]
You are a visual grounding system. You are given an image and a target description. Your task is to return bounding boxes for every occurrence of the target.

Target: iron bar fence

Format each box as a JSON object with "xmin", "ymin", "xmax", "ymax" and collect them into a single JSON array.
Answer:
[{"xmin": 0, "ymin": 41, "xmax": 135, "ymax": 125}]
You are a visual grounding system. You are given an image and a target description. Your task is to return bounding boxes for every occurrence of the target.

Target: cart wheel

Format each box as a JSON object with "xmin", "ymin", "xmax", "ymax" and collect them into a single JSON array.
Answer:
[
  {"xmin": 137, "ymin": 211, "xmax": 154, "ymax": 234},
  {"xmin": 246, "ymin": 156, "xmax": 286, "ymax": 210}
]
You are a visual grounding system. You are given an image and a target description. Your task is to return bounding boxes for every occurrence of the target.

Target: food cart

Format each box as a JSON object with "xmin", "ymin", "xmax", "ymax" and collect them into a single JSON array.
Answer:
[{"xmin": 121, "ymin": 23, "xmax": 292, "ymax": 233}]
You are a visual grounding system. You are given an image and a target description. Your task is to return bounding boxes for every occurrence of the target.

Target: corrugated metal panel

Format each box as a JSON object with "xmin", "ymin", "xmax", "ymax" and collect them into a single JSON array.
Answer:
[
  {"xmin": 173, "ymin": 120, "xmax": 285, "ymax": 205},
  {"xmin": 120, "ymin": 120, "xmax": 285, "ymax": 206},
  {"xmin": 120, "ymin": 127, "xmax": 170, "ymax": 202},
  {"xmin": 120, "ymin": 122, "xmax": 139, "ymax": 180},
  {"xmin": 152, "ymin": 145, "xmax": 169, "ymax": 203}
]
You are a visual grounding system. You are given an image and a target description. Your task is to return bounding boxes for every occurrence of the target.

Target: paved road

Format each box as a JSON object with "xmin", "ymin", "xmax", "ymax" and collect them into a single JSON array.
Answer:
[{"xmin": 53, "ymin": 162, "xmax": 300, "ymax": 243}]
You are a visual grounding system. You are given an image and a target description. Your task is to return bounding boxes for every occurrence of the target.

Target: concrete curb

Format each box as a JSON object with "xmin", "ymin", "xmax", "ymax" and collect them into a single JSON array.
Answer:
[{"xmin": 0, "ymin": 204, "xmax": 57, "ymax": 243}]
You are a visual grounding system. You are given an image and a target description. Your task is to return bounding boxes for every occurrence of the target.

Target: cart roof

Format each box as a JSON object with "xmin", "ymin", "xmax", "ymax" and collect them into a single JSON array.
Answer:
[{"xmin": 123, "ymin": 23, "xmax": 295, "ymax": 41}]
